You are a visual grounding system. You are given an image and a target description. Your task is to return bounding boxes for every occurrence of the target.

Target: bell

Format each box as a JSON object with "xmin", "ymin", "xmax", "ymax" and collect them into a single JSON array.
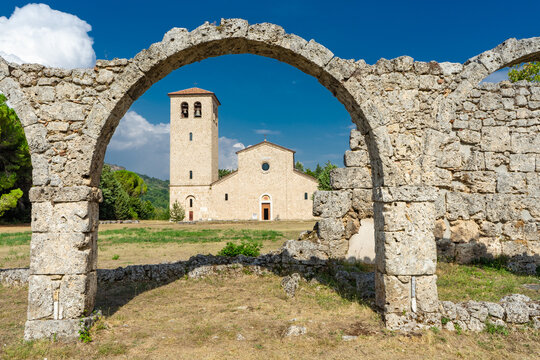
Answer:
[{"xmin": 195, "ymin": 109, "xmax": 201, "ymax": 117}]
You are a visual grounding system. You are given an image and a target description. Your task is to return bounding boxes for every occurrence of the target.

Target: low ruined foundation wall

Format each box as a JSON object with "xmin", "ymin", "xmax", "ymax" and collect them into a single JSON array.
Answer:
[{"xmin": 2, "ymin": 242, "xmax": 539, "ymax": 332}]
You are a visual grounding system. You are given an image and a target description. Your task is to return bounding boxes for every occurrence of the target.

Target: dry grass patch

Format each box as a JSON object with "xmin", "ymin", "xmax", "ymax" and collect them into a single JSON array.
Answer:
[{"xmin": 2, "ymin": 273, "xmax": 540, "ymax": 359}]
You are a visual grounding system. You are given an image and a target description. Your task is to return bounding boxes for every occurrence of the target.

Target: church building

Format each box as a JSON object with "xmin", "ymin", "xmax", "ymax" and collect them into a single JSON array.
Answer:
[{"xmin": 169, "ymin": 88, "xmax": 318, "ymax": 221}]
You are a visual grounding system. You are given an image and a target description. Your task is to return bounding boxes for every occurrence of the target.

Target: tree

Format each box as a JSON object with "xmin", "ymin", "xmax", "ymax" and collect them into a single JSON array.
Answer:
[
  {"xmin": 113, "ymin": 170, "xmax": 147, "ymax": 197},
  {"xmin": 292, "ymin": 159, "xmax": 338, "ymax": 191},
  {"xmin": 218, "ymin": 168, "xmax": 233, "ymax": 179},
  {"xmin": 0, "ymin": 94, "xmax": 32, "ymax": 221},
  {"xmin": 99, "ymin": 165, "xmax": 158, "ymax": 220},
  {"xmin": 170, "ymin": 200, "xmax": 185, "ymax": 222},
  {"xmin": 317, "ymin": 161, "xmax": 338, "ymax": 191},
  {"xmin": 0, "ymin": 188, "xmax": 23, "ymax": 217},
  {"xmin": 508, "ymin": 62, "xmax": 540, "ymax": 83},
  {"xmin": 99, "ymin": 165, "xmax": 132, "ymax": 220}
]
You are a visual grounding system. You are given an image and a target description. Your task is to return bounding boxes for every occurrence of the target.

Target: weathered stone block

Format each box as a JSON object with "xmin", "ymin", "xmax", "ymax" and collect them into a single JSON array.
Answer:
[
  {"xmin": 372, "ymin": 186, "xmax": 438, "ymax": 203},
  {"xmin": 352, "ymin": 189, "xmax": 373, "ymax": 218},
  {"xmin": 376, "ymin": 230, "xmax": 437, "ymax": 276},
  {"xmin": 29, "ymin": 186, "xmax": 103, "ymax": 203},
  {"xmin": 485, "ymin": 194, "xmax": 523, "ymax": 222},
  {"xmin": 415, "ymin": 275, "xmax": 439, "ymax": 313},
  {"xmin": 25, "ymin": 315, "xmax": 97, "ymax": 341},
  {"xmin": 317, "ymin": 217, "xmax": 344, "ymax": 242},
  {"xmin": 502, "ymin": 300, "xmax": 529, "ymax": 324},
  {"xmin": 511, "ymin": 132, "xmax": 540, "ymax": 154},
  {"xmin": 31, "ymin": 201, "xmax": 99, "ymax": 233},
  {"xmin": 446, "ymin": 192, "xmax": 486, "ymax": 221},
  {"xmin": 349, "ymin": 129, "xmax": 365, "ymax": 150},
  {"xmin": 454, "ymin": 171, "xmax": 496, "ymax": 193},
  {"xmin": 509, "ymin": 154, "xmax": 536, "ymax": 172},
  {"xmin": 375, "ymin": 272, "xmax": 411, "ymax": 313},
  {"xmin": 27, "ymin": 275, "xmax": 55, "ymax": 320},
  {"xmin": 30, "ymin": 232, "xmax": 97, "ymax": 274},
  {"xmin": 450, "ymin": 220, "xmax": 480, "ymax": 243},
  {"xmin": 373, "ymin": 201, "xmax": 435, "ymax": 233},
  {"xmin": 481, "ymin": 127, "xmax": 510, "ymax": 152},
  {"xmin": 59, "ymin": 272, "xmax": 97, "ymax": 319},
  {"xmin": 496, "ymin": 172, "xmax": 526, "ymax": 193},
  {"xmin": 344, "ymin": 150, "xmax": 369, "ymax": 167},
  {"xmin": 312, "ymin": 190, "xmax": 351, "ymax": 218},
  {"xmin": 330, "ymin": 167, "xmax": 372, "ymax": 189}
]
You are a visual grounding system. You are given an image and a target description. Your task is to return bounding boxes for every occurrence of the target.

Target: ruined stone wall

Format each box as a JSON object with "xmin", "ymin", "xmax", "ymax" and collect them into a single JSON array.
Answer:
[
  {"xmin": 1, "ymin": 20, "xmax": 539, "ymax": 339},
  {"xmin": 319, "ymin": 76, "xmax": 539, "ymax": 272},
  {"xmin": 436, "ymin": 81, "xmax": 540, "ymax": 269}
]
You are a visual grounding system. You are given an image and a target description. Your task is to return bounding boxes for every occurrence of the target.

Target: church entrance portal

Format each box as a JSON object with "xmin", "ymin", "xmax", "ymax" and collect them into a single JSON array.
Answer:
[{"xmin": 262, "ymin": 203, "xmax": 270, "ymax": 220}]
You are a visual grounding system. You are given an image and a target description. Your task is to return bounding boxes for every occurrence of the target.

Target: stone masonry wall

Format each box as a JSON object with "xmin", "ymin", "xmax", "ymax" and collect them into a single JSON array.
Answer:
[
  {"xmin": 315, "ymin": 80, "xmax": 539, "ymax": 274},
  {"xmin": 436, "ymin": 81, "xmax": 540, "ymax": 270}
]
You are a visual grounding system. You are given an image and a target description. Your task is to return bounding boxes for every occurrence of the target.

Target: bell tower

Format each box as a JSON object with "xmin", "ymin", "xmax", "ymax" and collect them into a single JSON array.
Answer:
[{"xmin": 169, "ymin": 87, "xmax": 220, "ymax": 196}]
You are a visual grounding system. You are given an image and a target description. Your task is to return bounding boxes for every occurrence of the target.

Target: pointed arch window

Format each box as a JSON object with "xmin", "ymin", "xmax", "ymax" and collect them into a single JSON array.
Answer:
[
  {"xmin": 194, "ymin": 102, "xmax": 202, "ymax": 118},
  {"xmin": 181, "ymin": 102, "xmax": 189, "ymax": 118}
]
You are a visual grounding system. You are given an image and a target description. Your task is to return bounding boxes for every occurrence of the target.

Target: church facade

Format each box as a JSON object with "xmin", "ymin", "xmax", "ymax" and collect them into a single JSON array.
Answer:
[{"xmin": 169, "ymin": 88, "xmax": 318, "ymax": 221}]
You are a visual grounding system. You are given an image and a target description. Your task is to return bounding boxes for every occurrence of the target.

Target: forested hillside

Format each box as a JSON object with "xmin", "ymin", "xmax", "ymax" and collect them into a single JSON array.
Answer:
[{"xmin": 138, "ymin": 173, "xmax": 169, "ymax": 210}]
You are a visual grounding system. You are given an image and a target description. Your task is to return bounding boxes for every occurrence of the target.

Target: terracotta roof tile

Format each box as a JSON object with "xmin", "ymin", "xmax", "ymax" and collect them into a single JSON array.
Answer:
[{"xmin": 167, "ymin": 87, "xmax": 220, "ymax": 104}]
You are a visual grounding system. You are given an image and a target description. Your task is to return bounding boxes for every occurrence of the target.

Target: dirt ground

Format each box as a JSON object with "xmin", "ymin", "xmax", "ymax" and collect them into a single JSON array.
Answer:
[
  {"xmin": 1, "ymin": 220, "xmax": 539, "ymax": 359},
  {"xmin": 1, "ymin": 273, "xmax": 539, "ymax": 360}
]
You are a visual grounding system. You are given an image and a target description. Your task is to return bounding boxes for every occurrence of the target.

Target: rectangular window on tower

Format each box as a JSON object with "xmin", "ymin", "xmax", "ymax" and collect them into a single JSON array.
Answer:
[
  {"xmin": 189, "ymin": 171, "xmax": 193, "ymax": 179},
  {"xmin": 225, "ymin": 193, "xmax": 228, "ymax": 201},
  {"xmin": 189, "ymin": 132, "xmax": 193, "ymax": 141},
  {"xmin": 304, "ymin": 192, "xmax": 308, "ymax": 200}
]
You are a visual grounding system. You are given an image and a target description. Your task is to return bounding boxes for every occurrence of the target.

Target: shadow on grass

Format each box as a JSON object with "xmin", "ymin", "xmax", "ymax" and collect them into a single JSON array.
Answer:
[{"xmin": 95, "ymin": 250, "xmax": 376, "ymax": 317}]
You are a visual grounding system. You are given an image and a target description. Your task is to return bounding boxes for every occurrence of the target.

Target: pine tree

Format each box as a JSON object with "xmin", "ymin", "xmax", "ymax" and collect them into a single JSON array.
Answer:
[{"xmin": 170, "ymin": 200, "xmax": 185, "ymax": 222}]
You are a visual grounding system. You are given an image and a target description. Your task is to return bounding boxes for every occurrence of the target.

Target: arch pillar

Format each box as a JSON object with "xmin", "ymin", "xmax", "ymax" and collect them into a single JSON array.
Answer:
[
  {"xmin": 373, "ymin": 186, "xmax": 439, "ymax": 329},
  {"xmin": 24, "ymin": 186, "xmax": 101, "ymax": 340}
]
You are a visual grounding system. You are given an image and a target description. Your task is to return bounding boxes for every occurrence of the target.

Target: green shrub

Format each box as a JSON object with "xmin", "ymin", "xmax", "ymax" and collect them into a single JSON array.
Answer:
[
  {"xmin": 170, "ymin": 200, "xmax": 185, "ymax": 222},
  {"xmin": 217, "ymin": 240, "xmax": 262, "ymax": 257},
  {"xmin": 485, "ymin": 322, "xmax": 508, "ymax": 336}
]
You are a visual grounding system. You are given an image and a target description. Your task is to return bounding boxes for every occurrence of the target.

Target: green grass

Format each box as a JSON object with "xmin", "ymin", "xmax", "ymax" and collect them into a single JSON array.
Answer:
[
  {"xmin": 98, "ymin": 227, "xmax": 283, "ymax": 245},
  {"xmin": 0, "ymin": 232, "xmax": 31, "ymax": 246},
  {"xmin": 0, "ymin": 228, "xmax": 283, "ymax": 247},
  {"xmin": 437, "ymin": 261, "xmax": 540, "ymax": 302}
]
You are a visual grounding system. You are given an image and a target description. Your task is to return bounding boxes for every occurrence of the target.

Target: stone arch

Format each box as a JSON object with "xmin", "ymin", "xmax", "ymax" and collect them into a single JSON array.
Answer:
[
  {"xmin": 0, "ymin": 60, "xmax": 46, "ymax": 186},
  {"xmin": 15, "ymin": 19, "xmax": 451, "ymax": 340},
  {"xmin": 85, "ymin": 19, "xmax": 389, "ymax": 186}
]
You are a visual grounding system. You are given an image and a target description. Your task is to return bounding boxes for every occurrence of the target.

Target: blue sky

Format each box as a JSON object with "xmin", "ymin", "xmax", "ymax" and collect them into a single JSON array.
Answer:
[{"xmin": 1, "ymin": 1, "xmax": 538, "ymax": 179}]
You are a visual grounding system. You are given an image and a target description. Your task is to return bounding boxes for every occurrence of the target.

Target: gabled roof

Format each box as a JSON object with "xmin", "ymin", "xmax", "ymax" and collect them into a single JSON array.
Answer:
[
  {"xmin": 236, "ymin": 140, "xmax": 296, "ymax": 155},
  {"xmin": 167, "ymin": 87, "xmax": 221, "ymax": 105}
]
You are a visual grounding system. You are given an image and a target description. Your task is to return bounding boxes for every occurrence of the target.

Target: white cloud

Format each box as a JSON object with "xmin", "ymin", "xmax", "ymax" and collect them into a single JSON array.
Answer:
[
  {"xmin": 105, "ymin": 111, "xmax": 170, "ymax": 179},
  {"xmin": 254, "ymin": 129, "xmax": 281, "ymax": 135},
  {"xmin": 0, "ymin": 4, "xmax": 95, "ymax": 68},
  {"xmin": 219, "ymin": 136, "xmax": 245, "ymax": 170},
  {"xmin": 106, "ymin": 112, "xmax": 246, "ymax": 178},
  {"xmin": 109, "ymin": 111, "xmax": 170, "ymax": 151}
]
